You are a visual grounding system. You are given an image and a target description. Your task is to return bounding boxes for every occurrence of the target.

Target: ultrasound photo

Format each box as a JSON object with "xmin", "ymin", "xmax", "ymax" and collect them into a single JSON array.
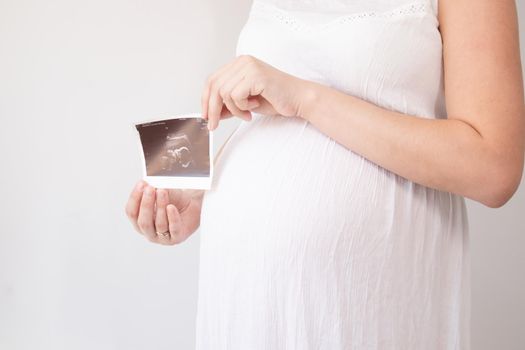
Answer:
[{"xmin": 134, "ymin": 114, "xmax": 213, "ymax": 189}]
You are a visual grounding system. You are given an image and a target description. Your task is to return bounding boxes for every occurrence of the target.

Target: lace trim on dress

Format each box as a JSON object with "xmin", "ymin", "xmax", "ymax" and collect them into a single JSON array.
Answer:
[{"xmin": 250, "ymin": 0, "xmax": 436, "ymax": 32}]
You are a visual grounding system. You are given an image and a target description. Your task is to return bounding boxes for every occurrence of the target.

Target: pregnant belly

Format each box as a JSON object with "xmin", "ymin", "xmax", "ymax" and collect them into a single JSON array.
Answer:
[
  {"xmin": 197, "ymin": 115, "xmax": 467, "ymax": 334},
  {"xmin": 199, "ymin": 112, "xmax": 463, "ymax": 247},
  {"xmin": 200, "ymin": 114, "xmax": 403, "ymax": 245}
]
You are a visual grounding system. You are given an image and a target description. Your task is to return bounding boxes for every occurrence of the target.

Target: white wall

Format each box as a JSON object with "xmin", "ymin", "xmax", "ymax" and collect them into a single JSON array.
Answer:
[
  {"xmin": 469, "ymin": 2, "xmax": 525, "ymax": 349},
  {"xmin": 0, "ymin": 1, "xmax": 523, "ymax": 349},
  {"xmin": 0, "ymin": 1, "xmax": 250, "ymax": 349}
]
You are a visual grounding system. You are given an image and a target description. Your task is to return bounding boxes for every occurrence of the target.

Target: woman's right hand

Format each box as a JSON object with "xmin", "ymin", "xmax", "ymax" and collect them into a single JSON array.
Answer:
[{"xmin": 125, "ymin": 180, "xmax": 205, "ymax": 245}]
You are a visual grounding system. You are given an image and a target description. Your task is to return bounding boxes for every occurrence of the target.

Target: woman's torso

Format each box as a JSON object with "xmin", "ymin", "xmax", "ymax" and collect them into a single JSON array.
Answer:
[{"xmin": 197, "ymin": 1, "xmax": 470, "ymax": 349}]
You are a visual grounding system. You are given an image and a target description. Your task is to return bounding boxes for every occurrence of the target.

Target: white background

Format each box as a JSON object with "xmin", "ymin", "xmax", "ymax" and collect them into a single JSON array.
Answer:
[{"xmin": 0, "ymin": 1, "xmax": 524, "ymax": 349}]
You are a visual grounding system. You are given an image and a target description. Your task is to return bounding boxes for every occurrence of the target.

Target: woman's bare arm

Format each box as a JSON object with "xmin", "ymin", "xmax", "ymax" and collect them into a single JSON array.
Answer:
[{"xmin": 298, "ymin": 0, "xmax": 525, "ymax": 208}]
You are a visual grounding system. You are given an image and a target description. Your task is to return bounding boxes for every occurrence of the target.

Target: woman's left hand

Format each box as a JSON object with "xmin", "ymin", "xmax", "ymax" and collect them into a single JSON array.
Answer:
[{"xmin": 201, "ymin": 55, "xmax": 312, "ymax": 131}]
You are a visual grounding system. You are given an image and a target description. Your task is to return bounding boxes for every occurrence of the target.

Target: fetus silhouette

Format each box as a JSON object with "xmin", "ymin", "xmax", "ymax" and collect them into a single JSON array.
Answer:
[{"xmin": 161, "ymin": 134, "xmax": 195, "ymax": 172}]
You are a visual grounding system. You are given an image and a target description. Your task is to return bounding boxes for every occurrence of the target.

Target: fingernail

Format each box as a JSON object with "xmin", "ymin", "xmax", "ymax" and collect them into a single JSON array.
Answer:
[
  {"xmin": 136, "ymin": 181, "xmax": 145, "ymax": 191},
  {"xmin": 145, "ymin": 186, "xmax": 154, "ymax": 195}
]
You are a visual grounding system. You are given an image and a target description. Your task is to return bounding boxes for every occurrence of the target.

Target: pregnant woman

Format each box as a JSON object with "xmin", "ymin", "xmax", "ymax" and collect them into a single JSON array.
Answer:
[{"xmin": 125, "ymin": 0, "xmax": 525, "ymax": 349}]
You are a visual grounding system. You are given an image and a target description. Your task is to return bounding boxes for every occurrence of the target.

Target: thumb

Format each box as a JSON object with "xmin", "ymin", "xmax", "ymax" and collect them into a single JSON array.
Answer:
[
  {"xmin": 246, "ymin": 97, "xmax": 261, "ymax": 110},
  {"xmin": 167, "ymin": 189, "xmax": 185, "ymax": 207},
  {"xmin": 220, "ymin": 104, "xmax": 234, "ymax": 120}
]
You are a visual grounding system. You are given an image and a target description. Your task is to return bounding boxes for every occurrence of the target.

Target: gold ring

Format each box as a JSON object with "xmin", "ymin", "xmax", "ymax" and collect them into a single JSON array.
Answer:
[{"xmin": 157, "ymin": 231, "xmax": 170, "ymax": 237}]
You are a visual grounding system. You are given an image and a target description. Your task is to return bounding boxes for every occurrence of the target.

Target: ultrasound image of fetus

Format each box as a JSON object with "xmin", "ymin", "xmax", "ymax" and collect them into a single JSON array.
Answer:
[
  {"xmin": 136, "ymin": 117, "xmax": 210, "ymax": 177},
  {"xmin": 161, "ymin": 134, "xmax": 195, "ymax": 171}
]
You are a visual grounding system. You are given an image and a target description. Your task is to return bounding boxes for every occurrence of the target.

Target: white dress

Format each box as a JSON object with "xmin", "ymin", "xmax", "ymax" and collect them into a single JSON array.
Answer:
[{"xmin": 196, "ymin": 0, "xmax": 470, "ymax": 349}]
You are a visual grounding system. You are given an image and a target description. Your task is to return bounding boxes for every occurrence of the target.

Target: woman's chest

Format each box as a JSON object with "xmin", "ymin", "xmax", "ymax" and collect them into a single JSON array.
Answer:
[{"xmin": 236, "ymin": 0, "xmax": 444, "ymax": 111}]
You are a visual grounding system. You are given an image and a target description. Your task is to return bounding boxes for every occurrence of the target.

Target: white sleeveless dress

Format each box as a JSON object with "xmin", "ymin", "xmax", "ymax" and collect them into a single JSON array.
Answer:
[{"xmin": 196, "ymin": 1, "xmax": 470, "ymax": 349}]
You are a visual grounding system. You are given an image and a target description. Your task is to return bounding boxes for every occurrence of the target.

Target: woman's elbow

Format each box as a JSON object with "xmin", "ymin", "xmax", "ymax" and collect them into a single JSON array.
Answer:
[{"xmin": 481, "ymin": 162, "xmax": 523, "ymax": 208}]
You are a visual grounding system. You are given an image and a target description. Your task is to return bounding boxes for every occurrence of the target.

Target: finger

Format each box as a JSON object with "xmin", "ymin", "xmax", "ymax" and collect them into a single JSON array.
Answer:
[
  {"xmin": 250, "ymin": 96, "xmax": 279, "ymax": 116},
  {"xmin": 207, "ymin": 60, "xmax": 252, "ymax": 130},
  {"xmin": 201, "ymin": 60, "xmax": 237, "ymax": 120},
  {"xmin": 234, "ymin": 95, "xmax": 260, "ymax": 116},
  {"xmin": 223, "ymin": 94, "xmax": 251, "ymax": 121},
  {"xmin": 155, "ymin": 189, "xmax": 170, "ymax": 239},
  {"xmin": 219, "ymin": 74, "xmax": 252, "ymax": 121},
  {"xmin": 230, "ymin": 76, "xmax": 263, "ymax": 112},
  {"xmin": 125, "ymin": 180, "xmax": 147, "ymax": 233},
  {"xmin": 137, "ymin": 185, "xmax": 157, "ymax": 241},
  {"xmin": 231, "ymin": 81, "xmax": 261, "ymax": 112},
  {"xmin": 207, "ymin": 83, "xmax": 226, "ymax": 131},
  {"xmin": 167, "ymin": 204, "xmax": 184, "ymax": 244}
]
